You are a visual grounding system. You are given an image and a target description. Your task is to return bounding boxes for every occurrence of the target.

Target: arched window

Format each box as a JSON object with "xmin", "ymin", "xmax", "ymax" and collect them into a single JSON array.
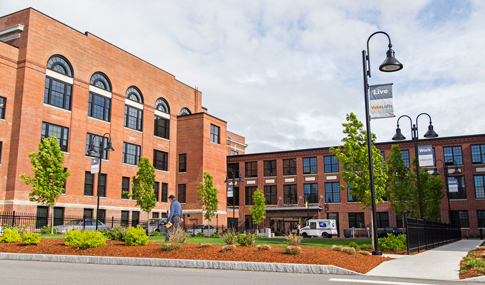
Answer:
[
  {"xmin": 155, "ymin": 98, "xmax": 170, "ymax": 114},
  {"xmin": 88, "ymin": 72, "xmax": 112, "ymax": 122},
  {"xmin": 90, "ymin": 72, "xmax": 111, "ymax": 92},
  {"xmin": 47, "ymin": 55, "xmax": 73, "ymax": 77},
  {"xmin": 126, "ymin": 86, "xmax": 143, "ymax": 103},
  {"xmin": 44, "ymin": 55, "xmax": 73, "ymax": 110},
  {"xmin": 179, "ymin": 108, "xmax": 191, "ymax": 116}
]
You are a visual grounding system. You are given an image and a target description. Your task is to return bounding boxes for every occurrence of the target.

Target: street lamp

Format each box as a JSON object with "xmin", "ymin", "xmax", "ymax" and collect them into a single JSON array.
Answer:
[
  {"xmin": 363, "ymin": 31, "xmax": 403, "ymax": 255},
  {"xmin": 432, "ymin": 159, "xmax": 461, "ymax": 223},
  {"xmin": 224, "ymin": 170, "xmax": 243, "ymax": 231},
  {"xmin": 392, "ymin": 113, "xmax": 438, "ymax": 219},
  {"xmin": 87, "ymin": 133, "xmax": 114, "ymax": 230}
]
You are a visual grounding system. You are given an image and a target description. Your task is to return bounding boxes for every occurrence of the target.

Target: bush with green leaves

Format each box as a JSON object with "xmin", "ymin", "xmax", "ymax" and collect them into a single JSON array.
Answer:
[
  {"xmin": 79, "ymin": 231, "xmax": 106, "ymax": 249},
  {"xmin": 378, "ymin": 234, "xmax": 406, "ymax": 252},
  {"xmin": 220, "ymin": 230, "xmax": 237, "ymax": 245},
  {"xmin": 348, "ymin": 242, "xmax": 359, "ymax": 249},
  {"xmin": 65, "ymin": 229, "xmax": 83, "ymax": 246},
  {"xmin": 196, "ymin": 231, "xmax": 206, "ymax": 237},
  {"xmin": 359, "ymin": 244, "xmax": 373, "ymax": 250},
  {"xmin": 40, "ymin": 226, "xmax": 57, "ymax": 235},
  {"xmin": 0, "ymin": 228, "xmax": 22, "ymax": 243},
  {"xmin": 3, "ymin": 224, "xmax": 29, "ymax": 236},
  {"xmin": 150, "ymin": 230, "xmax": 163, "ymax": 237},
  {"xmin": 236, "ymin": 231, "xmax": 257, "ymax": 246},
  {"xmin": 211, "ymin": 232, "xmax": 221, "ymax": 238},
  {"xmin": 102, "ymin": 226, "xmax": 126, "ymax": 241},
  {"xmin": 125, "ymin": 226, "xmax": 148, "ymax": 246},
  {"xmin": 22, "ymin": 232, "xmax": 41, "ymax": 245}
]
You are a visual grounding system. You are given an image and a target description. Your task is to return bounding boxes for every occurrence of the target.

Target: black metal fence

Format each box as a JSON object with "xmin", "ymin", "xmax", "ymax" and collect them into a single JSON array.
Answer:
[{"xmin": 405, "ymin": 217, "xmax": 461, "ymax": 254}]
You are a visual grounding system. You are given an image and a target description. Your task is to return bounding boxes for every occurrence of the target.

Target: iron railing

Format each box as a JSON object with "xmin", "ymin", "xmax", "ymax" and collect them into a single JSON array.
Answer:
[{"xmin": 405, "ymin": 217, "xmax": 461, "ymax": 254}]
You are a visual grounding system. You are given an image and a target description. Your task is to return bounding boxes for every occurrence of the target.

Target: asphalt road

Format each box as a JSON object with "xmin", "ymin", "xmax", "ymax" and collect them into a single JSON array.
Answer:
[{"xmin": 0, "ymin": 260, "xmax": 463, "ymax": 285}]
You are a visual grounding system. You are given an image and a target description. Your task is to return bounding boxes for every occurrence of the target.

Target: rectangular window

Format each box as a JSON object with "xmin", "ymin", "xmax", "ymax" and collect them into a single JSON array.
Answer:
[
  {"xmin": 303, "ymin": 157, "xmax": 317, "ymax": 174},
  {"xmin": 44, "ymin": 77, "xmax": 72, "ymax": 110},
  {"xmin": 448, "ymin": 176, "xmax": 466, "ymax": 199},
  {"xmin": 263, "ymin": 160, "xmax": 276, "ymax": 177},
  {"xmin": 124, "ymin": 105, "xmax": 143, "ymax": 131},
  {"xmin": 227, "ymin": 187, "xmax": 239, "ymax": 206},
  {"xmin": 264, "ymin": 185, "xmax": 277, "ymax": 205},
  {"xmin": 304, "ymin": 183, "xmax": 318, "ymax": 203},
  {"xmin": 98, "ymin": 173, "xmax": 107, "ymax": 197},
  {"xmin": 153, "ymin": 212, "xmax": 159, "ymax": 219},
  {"xmin": 121, "ymin": 177, "xmax": 130, "ymax": 199},
  {"xmin": 83, "ymin": 209, "xmax": 93, "ymax": 219},
  {"xmin": 88, "ymin": 92, "xmax": 111, "ymax": 122},
  {"xmin": 179, "ymin": 154, "xmax": 187, "ymax": 172},
  {"xmin": 0, "ymin": 96, "xmax": 5, "ymax": 119},
  {"xmin": 178, "ymin": 184, "xmax": 186, "ymax": 203},
  {"xmin": 53, "ymin": 207, "xmax": 64, "ymax": 226},
  {"xmin": 325, "ymin": 182, "xmax": 340, "ymax": 203},
  {"xmin": 84, "ymin": 171, "xmax": 94, "ymax": 196},
  {"xmin": 283, "ymin": 159, "xmax": 297, "ymax": 175},
  {"xmin": 210, "ymin": 124, "xmax": 220, "ymax": 144},
  {"xmin": 380, "ymin": 151, "xmax": 385, "ymax": 162},
  {"xmin": 283, "ymin": 184, "xmax": 297, "ymax": 204},
  {"xmin": 131, "ymin": 211, "xmax": 140, "ymax": 227},
  {"xmin": 153, "ymin": 150, "xmax": 168, "ymax": 171},
  {"xmin": 347, "ymin": 187, "xmax": 360, "ymax": 202},
  {"xmin": 376, "ymin": 212, "xmax": 389, "ymax": 228},
  {"xmin": 474, "ymin": 176, "xmax": 485, "ymax": 199},
  {"xmin": 231, "ymin": 150, "xmax": 238, "ymax": 155},
  {"xmin": 245, "ymin": 186, "xmax": 257, "ymax": 205},
  {"xmin": 478, "ymin": 210, "xmax": 485, "ymax": 228},
  {"xmin": 153, "ymin": 182, "xmax": 160, "ymax": 202},
  {"xmin": 228, "ymin": 163, "xmax": 240, "ymax": 178},
  {"xmin": 471, "ymin": 145, "xmax": 485, "ymax": 164},
  {"xmin": 154, "ymin": 115, "xmax": 170, "ymax": 139},
  {"xmin": 121, "ymin": 211, "xmax": 129, "ymax": 227},
  {"xmin": 97, "ymin": 209, "xmax": 106, "ymax": 224},
  {"xmin": 396, "ymin": 212, "xmax": 410, "ymax": 228},
  {"xmin": 450, "ymin": 210, "xmax": 469, "ymax": 228},
  {"xmin": 245, "ymin": 215, "xmax": 252, "ymax": 230},
  {"xmin": 41, "ymin": 122, "xmax": 69, "ymax": 152},
  {"xmin": 123, "ymin": 142, "xmax": 141, "ymax": 165},
  {"xmin": 444, "ymin": 146, "xmax": 463, "ymax": 165},
  {"xmin": 348, "ymin": 213, "xmax": 365, "ymax": 228},
  {"xmin": 161, "ymin": 183, "xmax": 168, "ymax": 202},
  {"xmin": 324, "ymin": 156, "xmax": 339, "ymax": 173},
  {"xmin": 245, "ymin": 162, "xmax": 258, "ymax": 178},
  {"xmin": 86, "ymin": 133, "xmax": 108, "ymax": 159},
  {"xmin": 36, "ymin": 206, "xmax": 49, "ymax": 229},
  {"xmin": 401, "ymin": 150, "xmax": 410, "ymax": 167}
]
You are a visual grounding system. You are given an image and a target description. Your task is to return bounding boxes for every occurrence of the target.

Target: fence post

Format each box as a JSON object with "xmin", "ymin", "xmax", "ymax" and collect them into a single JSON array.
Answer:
[
  {"xmin": 406, "ymin": 217, "xmax": 410, "ymax": 255},
  {"xmin": 112, "ymin": 216, "xmax": 114, "ymax": 227},
  {"xmin": 12, "ymin": 211, "xmax": 15, "ymax": 226}
]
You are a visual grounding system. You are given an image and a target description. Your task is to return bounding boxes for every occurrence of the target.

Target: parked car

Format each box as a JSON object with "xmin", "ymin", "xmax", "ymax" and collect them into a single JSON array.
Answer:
[
  {"xmin": 54, "ymin": 219, "xmax": 111, "ymax": 233},
  {"xmin": 141, "ymin": 218, "xmax": 168, "ymax": 235},
  {"xmin": 377, "ymin": 227, "xmax": 405, "ymax": 238},
  {"xmin": 186, "ymin": 224, "xmax": 217, "ymax": 237}
]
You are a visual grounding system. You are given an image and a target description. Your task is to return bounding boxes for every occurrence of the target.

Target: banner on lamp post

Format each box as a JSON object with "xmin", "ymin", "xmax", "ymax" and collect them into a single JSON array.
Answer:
[
  {"xmin": 369, "ymin": 83, "xmax": 394, "ymax": 119},
  {"xmin": 91, "ymin": 158, "xmax": 99, "ymax": 174},
  {"xmin": 448, "ymin": 178, "xmax": 459, "ymax": 193},
  {"xmin": 227, "ymin": 186, "xmax": 233, "ymax": 198},
  {"xmin": 418, "ymin": 145, "xmax": 434, "ymax": 167}
]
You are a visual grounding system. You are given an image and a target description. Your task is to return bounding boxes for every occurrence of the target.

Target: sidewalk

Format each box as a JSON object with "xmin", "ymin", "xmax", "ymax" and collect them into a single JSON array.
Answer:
[{"xmin": 366, "ymin": 239, "xmax": 483, "ymax": 281}]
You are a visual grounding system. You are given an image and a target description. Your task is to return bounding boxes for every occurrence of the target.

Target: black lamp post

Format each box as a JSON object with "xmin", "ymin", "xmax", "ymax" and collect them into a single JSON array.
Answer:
[
  {"xmin": 224, "ymin": 170, "xmax": 243, "ymax": 231},
  {"xmin": 392, "ymin": 113, "xmax": 438, "ymax": 219},
  {"xmin": 432, "ymin": 159, "xmax": 461, "ymax": 223},
  {"xmin": 87, "ymin": 133, "xmax": 114, "ymax": 230},
  {"xmin": 363, "ymin": 31, "xmax": 403, "ymax": 255}
]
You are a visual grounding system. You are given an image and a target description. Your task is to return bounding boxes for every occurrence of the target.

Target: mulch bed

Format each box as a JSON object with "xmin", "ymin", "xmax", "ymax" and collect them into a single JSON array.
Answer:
[{"xmin": 460, "ymin": 247, "xmax": 485, "ymax": 279}]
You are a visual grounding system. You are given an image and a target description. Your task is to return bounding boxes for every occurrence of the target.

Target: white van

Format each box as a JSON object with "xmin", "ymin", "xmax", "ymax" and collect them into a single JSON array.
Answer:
[{"xmin": 300, "ymin": 219, "xmax": 337, "ymax": 238}]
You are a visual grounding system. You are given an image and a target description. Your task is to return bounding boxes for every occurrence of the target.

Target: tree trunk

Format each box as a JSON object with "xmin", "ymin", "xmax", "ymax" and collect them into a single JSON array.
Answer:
[{"xmin": 147, "ymin": 211, "xmax": 151, "ymax": 237}]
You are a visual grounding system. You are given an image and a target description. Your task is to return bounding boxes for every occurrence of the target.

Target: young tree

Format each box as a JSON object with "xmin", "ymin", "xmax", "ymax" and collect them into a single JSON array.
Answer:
[
  {"xmin": 249, "ymin": 188, "xmax": 266, "ymax": 231},
  {"xmin": 20, "ymin": 135, "xmax": 71, "ymax": 234},
  {"xmin": 329, "ymin": 113, "xmax": 388, "ymax": 243},
  {"xmin": 127, "ymin": 157, "xmax": 156, "ymax": 235},
  {"xmin": 197, "ymin": 172, "xmax": 219, "ymax": 229}
]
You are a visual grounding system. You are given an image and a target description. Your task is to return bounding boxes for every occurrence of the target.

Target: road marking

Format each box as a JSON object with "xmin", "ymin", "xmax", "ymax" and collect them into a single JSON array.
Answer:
[{"xmin": 329, "ymin": 278, "xmax": 433, "ymax": 285}]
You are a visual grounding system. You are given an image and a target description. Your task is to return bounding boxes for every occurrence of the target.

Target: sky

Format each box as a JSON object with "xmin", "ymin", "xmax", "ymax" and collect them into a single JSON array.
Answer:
[{"xmin": 2, "ymin": 0, "xmax": 484, "ymax": 154}]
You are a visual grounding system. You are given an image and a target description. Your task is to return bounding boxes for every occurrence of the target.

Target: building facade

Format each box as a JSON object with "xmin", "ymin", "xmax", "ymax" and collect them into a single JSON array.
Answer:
[
  {"xmin": 0, "ymin": 8, "xmax": 238, "ymax": 228},
  {"xmin": 227, "ymin": 134, "xmax": 485, "ymax": 236}
]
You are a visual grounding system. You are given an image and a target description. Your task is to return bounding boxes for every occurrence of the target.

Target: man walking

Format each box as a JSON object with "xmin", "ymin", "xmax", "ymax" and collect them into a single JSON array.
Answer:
[{"xmin": 165, "ymin": 194, "xmax": 183, "ymax": 241}]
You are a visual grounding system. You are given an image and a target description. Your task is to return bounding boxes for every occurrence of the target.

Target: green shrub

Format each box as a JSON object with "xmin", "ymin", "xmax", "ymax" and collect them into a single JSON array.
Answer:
[
  {"xmin": 220, "ymin": 230, "xmax": 237, "ymax": 245},
  {"xmin": 359, "ymin": 244, "xmax": 373, "ymax": 250},
  {"xmin": 0, "ymin": 228, "xmax": 22, "ymax": 243},
  {"xmin": 464, "ymin": 258, "xmax": 485, "ymax": 269},
  {"xmin": 211, "ymin": 232, "xmax": 221, "ymax": 238},
  {"xmin": 40, "ymin": 226, "xmax": 57, "ymax": 235},
  {"xmin": 348, "ymin": 242, "xmax": 359, "ymax": 249},
  {"xmin": 125, "ymin": 226, "xmax": 148, "ymax": 246},
  {"xmin": 285, "ymin": 233, "xmax": 302, "ymax": 246},
  {"xmin": 236, "ymin": 231, "xmax": 257, "ymax": 246},
  {"xmin": 150, "ymin": 230, "xmax": 164, "ymax": 237},
  {"xmin": 22, "ymin": 232, "xmax": 41, "ymax": 245},
  {"xmin": 3, "ymin": 224, "xmax": 29, "ymax": 236},
  {"xmin": 65, "ymin": 229, "xmax": 83, "ymax": 246},
  {"xmin": 103, "ymin": 226, "xmax": 126, "ymax": 241},
  {"xmin": 79, "ymin": 231, "xmax": 106, "ymax": 249},
  {"xmin": 378, "ymin": 234, "xmax": 407, "ymax": 252},
  {"xmin": 196, "ymin": 231, "xmax": 206, "ymax": 237}
]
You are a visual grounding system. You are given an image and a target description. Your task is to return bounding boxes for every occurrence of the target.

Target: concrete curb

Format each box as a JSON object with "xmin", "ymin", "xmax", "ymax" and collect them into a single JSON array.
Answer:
[{"xmin": 0, "ymin": 252, "xmax": 362, "ymax": 275}]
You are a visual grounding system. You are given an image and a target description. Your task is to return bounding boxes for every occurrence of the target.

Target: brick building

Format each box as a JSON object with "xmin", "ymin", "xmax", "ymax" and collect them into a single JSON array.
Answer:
[
  {"xmin": 227, "ymin": 134, "xmax": 485, "ymax": 236},
  {"xmin": 0, "ymin": 8, "xmax": 241, "ymax": 228}
]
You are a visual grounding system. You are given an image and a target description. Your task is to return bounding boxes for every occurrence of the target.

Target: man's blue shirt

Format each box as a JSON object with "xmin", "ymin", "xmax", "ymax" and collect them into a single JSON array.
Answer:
[{"xmin": 168, "ymin": 200, "xmax": 183, "ymax": 221}]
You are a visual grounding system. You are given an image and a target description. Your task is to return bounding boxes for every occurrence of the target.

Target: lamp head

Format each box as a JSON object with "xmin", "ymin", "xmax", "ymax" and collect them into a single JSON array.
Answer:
[
  {"xmin": 379, "ymin": 48, "xmax": 403, "ymax": 72},
  {"xmin": 224, "ymin": 177, "xmax": 230, "ymax": 183},
  {"xmin": 431, "ymin": 168, "xmax": 440, "ymax": 176},
  {"xmin": 87, "ymin": 143, "xmax": 97, "ymax": 155},
  {"xmin": 424, "ymin": 124, "xmax": 439, "ymax": 138},
  {"xmin": 238, "ymin": 176, "xmax": 244, "ymax": 183},
  {"xmin": 452, "ymin": 166, "xmax": 461, "ymax": 175},
  {"xmin": 104, "ymin": 141, "xmax": 115, "ymax": 152},
  {"xmin": 392, "ymin": 127, "xmax": 406, "ymax": 140}
]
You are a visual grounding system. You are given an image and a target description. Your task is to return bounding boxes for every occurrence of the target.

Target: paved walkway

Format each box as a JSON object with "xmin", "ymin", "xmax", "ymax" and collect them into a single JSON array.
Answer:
[{"xmin": 366, "ymin": 239, "xmax": 483, "ymax": 281}]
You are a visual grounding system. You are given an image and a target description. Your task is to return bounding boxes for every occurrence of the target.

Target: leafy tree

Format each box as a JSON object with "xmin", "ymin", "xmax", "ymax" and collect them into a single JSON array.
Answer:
[
  {"xmin": 329, "ymin": 113, "xmax": 387, "ymax": 243},
  {"xmin": 249, "ymin": 188, "xmax": 266, "ymax": 230},
  {"xmin": 20, "ymin": 135, "xmax": 71, "ymax": 234},
  {"xmin": 127, "ymin": 157, "xmax": 156, "ymax": 235},
  {"xmin": 197, "ymin": 172, "xmax": 219, "ymax": 227}
]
